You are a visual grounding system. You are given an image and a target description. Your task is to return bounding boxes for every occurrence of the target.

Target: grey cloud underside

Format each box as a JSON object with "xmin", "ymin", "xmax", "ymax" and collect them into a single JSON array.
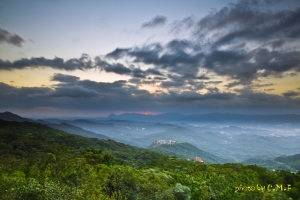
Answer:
[
  {"xmin": 0, "ymin": 28, "xmax": 25, "ymax": 47},
  {"xmin": 51, "ymin": 73, "xmax": 80, "ymax": 82},
  {"xmin": 106, "ymin": 43, "xmax": 300, "ymax": 83},
  {"xmin": 1, "ymin": 74, "xmax": 300, "ymax": 112},
  {"xmin": 95, "ymin": 57, "xmax": 164, "ymax": 78},
  {"xmin": 106, "ymin": 40, "xmax": 204, "ymax": 78}
]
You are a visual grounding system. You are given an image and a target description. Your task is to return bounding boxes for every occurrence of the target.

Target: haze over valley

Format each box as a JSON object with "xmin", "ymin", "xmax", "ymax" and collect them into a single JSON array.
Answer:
[{"xmin": 1, "ymin": 111, "xmax": 300, "ymax": 171}]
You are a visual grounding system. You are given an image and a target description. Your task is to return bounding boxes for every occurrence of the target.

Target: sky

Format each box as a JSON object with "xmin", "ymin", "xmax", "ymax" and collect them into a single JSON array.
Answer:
[{"xmin": 0, "ymin": 0, "xmax": 300, "ymax": 117}]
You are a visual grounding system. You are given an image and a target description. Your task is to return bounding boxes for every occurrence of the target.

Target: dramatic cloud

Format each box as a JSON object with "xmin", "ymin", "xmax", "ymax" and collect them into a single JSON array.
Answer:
[
  {"xmin": 1, "ymin": 72, "xmax": 300, "ymax": 113},
  {"xmin": 106, "ymin": 40, "xmax": 203, "ymax": 77},
  {"xmin": 0, "ymin": 54, "xmax": 94, "ymax": 71},
  {"xmin": 141, "ymin": 16, "xmax": 167, "ymax": 28},
  {"xmin": 0, "ymin": 28, "xmax": 25, "ymax": 47},
  {"xmin": 2, "ymin": 0, "xmax": 300, "ymax": 115},
  {"xmin": 195, "ymin": 0, "xmax": 300, "ymax": 45},
  {"xmin": 106, "ymin": 1, "xmax": 300, "ymax": 85}
]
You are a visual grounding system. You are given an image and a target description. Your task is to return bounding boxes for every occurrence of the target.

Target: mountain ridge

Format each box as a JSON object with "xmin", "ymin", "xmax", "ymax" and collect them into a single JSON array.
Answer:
[
  {"xmin": 99, "ymin": 112, "xmax": 300, "ymax": 124},
  {"xmin": 0, "ymin": 111, "xmax": 34, "ymax": 122}
]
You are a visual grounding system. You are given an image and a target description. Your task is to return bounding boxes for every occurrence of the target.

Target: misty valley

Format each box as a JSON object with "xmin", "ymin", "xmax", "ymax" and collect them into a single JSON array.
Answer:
[{"xmin": 46, "ymin": 112, "xmax": 300, "ymax": 169}]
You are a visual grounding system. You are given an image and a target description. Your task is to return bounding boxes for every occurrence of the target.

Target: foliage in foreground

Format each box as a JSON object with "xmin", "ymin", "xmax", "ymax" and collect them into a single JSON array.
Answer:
[{"xmin": 0, "ymin": 120, "xmax": 300, "ymax": 199}]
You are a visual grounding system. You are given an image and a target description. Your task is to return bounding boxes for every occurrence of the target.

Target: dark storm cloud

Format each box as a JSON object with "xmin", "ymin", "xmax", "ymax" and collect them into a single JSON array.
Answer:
[
  {"xmin": 0, "ymin": 28, "xmax": 25, "ymax": 47},
  {"xmin": 0, "ymin": 53, "xmax": 94, "ymax": 71},
  {"xmin": 141, "ymin": 15, "xmax": 167, "ymax": 28},
  {"xmin": 51, "ymin": 73, "xmax": 80, "ymax": 83}
]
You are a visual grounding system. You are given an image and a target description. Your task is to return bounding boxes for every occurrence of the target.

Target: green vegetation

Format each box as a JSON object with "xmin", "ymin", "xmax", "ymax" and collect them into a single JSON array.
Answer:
[
  {"xmin": 275, "ymin": 154, "xmax": 300, "ymax": 171},
  {"xmin": 1, "ymin": 120, "xmax": 300, "ymax": 199},
  {"xmin": 148, "ymin": 141, "xmax": 225, "ymax": 163},
  {"xmin": 243, "ymin": 154, "xmax": 300, "ymax": 172}
]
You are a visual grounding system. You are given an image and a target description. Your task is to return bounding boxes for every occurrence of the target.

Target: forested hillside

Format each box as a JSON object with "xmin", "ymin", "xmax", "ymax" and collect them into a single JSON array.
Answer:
[
  {"xmin": 243, "ymin": 154, "xmax": 300, "ymax": 172},
  {"xmin": 1, "ymin": 120, "xmax": 300, "ymax": 199},
  {"xmin": 148, "ymin": 140, "xmax": 227, "ymax": 163}
]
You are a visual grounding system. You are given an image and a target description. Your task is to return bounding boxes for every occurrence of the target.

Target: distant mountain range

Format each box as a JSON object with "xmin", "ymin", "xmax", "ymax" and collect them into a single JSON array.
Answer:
[
  {"xmin": 3, "ymin": 111, "xmax": 299, "ymax": 125},
  {"xmin": 103, "ymin": 112, "xmax": 300, "ymax": 125}
]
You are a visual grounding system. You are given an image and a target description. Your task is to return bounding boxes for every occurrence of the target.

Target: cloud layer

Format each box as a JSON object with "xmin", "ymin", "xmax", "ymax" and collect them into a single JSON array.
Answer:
[
  {"xmin": 1, "ymin": 72, "xmax": 299, "ymax": 114},
  {"xmin": 1, "ymin": 0, "xmax": 300, "ymax": 115}
]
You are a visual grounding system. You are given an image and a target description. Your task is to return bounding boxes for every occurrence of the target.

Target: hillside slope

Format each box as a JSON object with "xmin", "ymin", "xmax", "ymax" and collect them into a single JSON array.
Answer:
[
  {"xmin": 148, "ymin": 140, "xmax": 228, "ymax": 163},
  {"xmin": 0, "ymin": 119, "xmax": 164, "ymax": 166},
  {"xmin": 243, "ymin": 153, "xmax": 300, "ymax": 172},
  {"xmin": 0, "ymin": 111, "xmax": 34, "ymax": 122},
  {"xmin": 49, "ymin": 122, "xmax": 110, "ymax": 140}
]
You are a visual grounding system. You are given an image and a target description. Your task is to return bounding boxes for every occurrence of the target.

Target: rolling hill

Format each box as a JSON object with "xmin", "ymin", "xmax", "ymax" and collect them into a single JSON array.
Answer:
[{"xmin": 148, "ymin": 140, "xmax": 227, "ymax": 163}]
